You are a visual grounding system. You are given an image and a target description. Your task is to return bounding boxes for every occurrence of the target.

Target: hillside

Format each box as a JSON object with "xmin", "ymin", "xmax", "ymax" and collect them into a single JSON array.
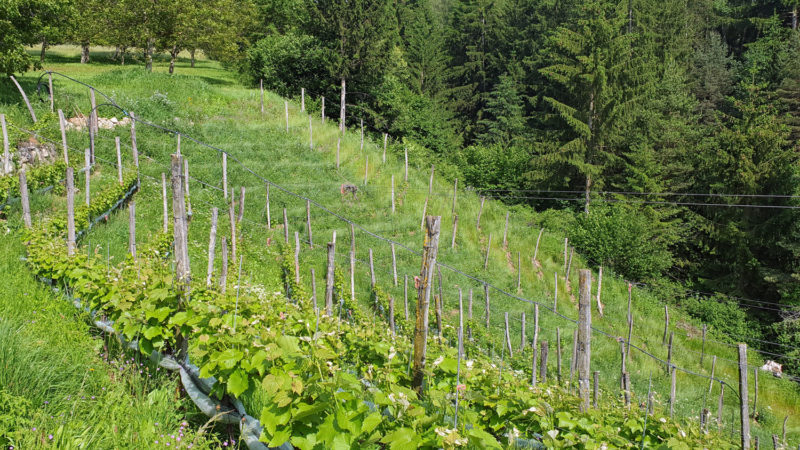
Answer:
[{"xmin": 1, "ymin": 46, "xmax": 799, "ymax": 448}]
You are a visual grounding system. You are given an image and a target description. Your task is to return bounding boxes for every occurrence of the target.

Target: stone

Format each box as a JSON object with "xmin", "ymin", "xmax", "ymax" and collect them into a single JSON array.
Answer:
[{"xmin": 16, "ymin": 137, "xmax": 58, "ymax": 169}]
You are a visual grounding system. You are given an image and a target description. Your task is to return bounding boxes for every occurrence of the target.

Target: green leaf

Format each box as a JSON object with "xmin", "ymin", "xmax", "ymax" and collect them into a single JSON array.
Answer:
[
  {"xmin": 268, "ymin": 428, "xmax": 292, "ymax": 447},
  {"xmin": 216, "ymin": 348, "xmax": 244, "ymax": 370},
  {"xmin": 380, "ymin": 427, "xmax": 419, "ymax": 449},
  {"xmin": 360, "ymin": 412, "xmax": 382, "ymax": 435},
  {"xmin": 143, "ymin": 326, "xmax": 162, "ymax": 340},
  {"xmin": 227, "ymin": 368, "xmax": 249, "ymax": 397}
]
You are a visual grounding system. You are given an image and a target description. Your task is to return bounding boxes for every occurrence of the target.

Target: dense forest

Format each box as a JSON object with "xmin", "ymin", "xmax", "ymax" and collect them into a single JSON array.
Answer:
[{"xmin": 3, "ymin": 0, "xmax": 800, "ymax": 372}]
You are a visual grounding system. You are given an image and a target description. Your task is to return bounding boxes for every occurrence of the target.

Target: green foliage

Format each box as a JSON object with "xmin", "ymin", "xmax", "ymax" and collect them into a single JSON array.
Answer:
[
  {"xmin": 568, "ymin": 203, "xmax": 674, "ymax": 280},
  {"xmin": 0, "ymin": 0, "xmax": 72, "ymax": 74},
  {"xmin": 0, "ymin": 388, "xmax": 32, "ymax": 447},
  {"xmin": 681, "ymin": 295, "xmax": 763, "ymax": 343},
  {"xmin": 245, "ymin": 32, "xmax": 330, "ymax": 97},
  {"xmin": 0, "ymin": 160, "xmax": 67, "ymax": 208}
]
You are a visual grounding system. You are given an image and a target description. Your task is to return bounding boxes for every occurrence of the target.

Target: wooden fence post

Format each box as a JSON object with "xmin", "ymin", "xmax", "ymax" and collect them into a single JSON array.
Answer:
[
  {"xmin": 321, "ymin": 97, "xmax": 325, "ymax": 123},
  {"xmin": 554, "ymin": 271, "xmax": 558, "ymax": 312},
  {"xmin": 540, "ymin": 341, "xmax": 549, "ymax": 384},
  {"xmin": 620, "ymin": 341, "xmax": 627, "ymax": 391},
  {"xmin": 260, "ymin": 79, "xmax": 264, "ymax": 114},
  {"xmin": 184, "ymin": 159, "xmax": 192, "ymax": 219},
  {"xmin": 451, "ymin": 214, "xmax": 458, "ymax": 249},
  {"xmin": 66, "ymin": 167, "xmax": 75, "ymax": 255},
  {"xmin": 420, "ymin": 197, "xmax": 428, "ymax": 230},
  {"xmin": 563, "ymin": 238, "xmax": 568, "ymax": 270},
  {"xmin": 708, "ymin": 355, "xmax": 717, "ymax": 395},
  {"xmin": 593, "ymin": 371, "xmax": 599, "ymax": 408},
  {"xmin": 294, "ymin": 231, "xmax": 301, "ymax": 284},
  {"xmin": 596, "ymin": 266, "xmax": 604, "ymax": 316},
  {"xmin": 84, "ymin": 148, "xmax": 91, "ymax": 206},
  {"xmin": 503, "ymin": 211, "xmax": 509, "ymax": 248},
  {"xmin": 229, "ymin": 201, "xmax": 237, "ymax": 264},
  {"xmin": 283, "ymin": 208, "xmax": 289, "ymax": 243},
  {"xmin": 265, "ymin": 184, "xmax": 271, "ymax": 229},
  {"xmin": 115, "ymin": 137, "xmax": 123, "ymax": 184},
  {"xmin": 532, "ymin": 304, "xmax": 539, "ymax": 384},
  {"xmin": 519, "ymin": 311, "xmax": 526, "ymax": 353},
  {"xmin": 670, "ymin": 365, "xmax": 676, "ymax": 417},
  {"xmin": 176, "ymin": 134, "xmax": 181, "ymax": 156},
  {"xmin": 220, "ymin": 237, "xmax": 228, "ymax": 293},
  {"xmin": 569, "ymin": 328, "xmax": 578, "ymax": 388},
  {"xmin": 238, "ymin": 186, "xmax": 246, "ymax": 223},
  {"xmin": 364, "ymin": 155, "xmax": 369, "ymax": 185},
  {"xmin": 718, "ymin": 385, "xmax": 725, "ymax": 432},
  {"xmin": 484, "ymin": 283, "xmax": 490, "ymax": 328},
  {"xmin": 222, "ymin": 152, "xmax": 228, "ymax": 201},
  {"xmin": 566, "ymin": 247, "xmax": 574, "ymax": 281},
  {"xmin": 452, "ymin": 178, "xmax": 458, "ymax": 216},
  {"xmin": 19, "ymin": 169, "xmax": 31, "ymax": 228},
  {"xmin": 301, "ymin": 87, "xmax": 305, "ymax": 111},
  {"xmin": 626, "ymin": 314, "xmax": 633, "ymax": 365},
  {"xmin": 171, "ymin": 154, "xmax": 190, "ymax": 289},
  {"xmin": 326, "ymin": 242, "xmax": 335, "ymax": 316},
  {"xmin": 9, "ymin": 76, "xmax": 37, "ymax": 123},
  {"xmin": 58, "ymin": 110, "xmax": 68, "ymax": 166},
  {"xmin": 411, "ymin": 216, "xmax": 442, "ymax": 396},
  {"xmin": 161, "ymin": 173, "xmax": 168, "ymax": 233},
  {"xmin": 206, "ymin": 207, "xmax": 218, "ymax": 287},
  {"xmin": 623, "ymin": 372, "xmax": 631, "ymax": 408},
  {"xmin": 504, "ymin": 312, "xmax": 514, "ymax": 358},
  {"xmin": 0, "ymin": 114, "xmax": 8, "ymax": 175},
  {"xmin": 389, "ymin": 295, "xmax": 396, "ymax": 336},
  {"xmin": 739, "ymin": 343, "xmax": 751, "ymax": 449},
  {"xmin": 369, "ymin": 248, "xmax": 376, "ymax": 288},
  {"xmin": 476, "ymin": 196, "xmax": 485, "ymax": 230},
  {"xmin": 468, "ymin": 288, "xmax": 474, "ymax": 340},
  {"xmin": 89, "ymin": 88, "xmax": 96, "ymax": 161},
  {"xmin": 663, "ymin": 305, "xmax": 670, "ymax": 345},
  {"xmin": 129, "ymin": 200, "xmax": 136, "ymax": 260},
  {"xmin": 667, "ymin": 331, "xmax": 674, "ymax": 370},
  {"xmin": 391, "ymin": 243, "xmax": 398, "ymax": 286},
  {"xmin": 484, "ymin": 233, "xmax": 492, "ymax": 270},
  {"xmin": 130, "ymin": 112, "xmax": 138, "ymax": 168},
  {"xmin": 533, "ymin": 228, "xmax": 544, "ymax": 264},
  {"xmin": 627, "ymin": 283, "xmax": 633, "ymax": 323},
  {"xmin": 306, "ymin": 199, "xmax": 313, "ymax": 247}
]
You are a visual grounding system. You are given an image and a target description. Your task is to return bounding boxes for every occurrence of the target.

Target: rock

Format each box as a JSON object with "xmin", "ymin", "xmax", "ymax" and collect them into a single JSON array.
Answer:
[
  {"xmin": 16, "ymin": 137, "xmax": 58, "ymax": 168},
  {"xmin": 64, "ymin": 115, "xmax": 131, "ymax": 131}
]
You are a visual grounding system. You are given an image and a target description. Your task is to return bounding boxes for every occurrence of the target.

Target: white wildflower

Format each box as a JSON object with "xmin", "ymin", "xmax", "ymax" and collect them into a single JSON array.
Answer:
[
  {"xmin": 466, "ymin": 360, "xmax": 474, "ymax": 369},
  {"xmin": 432, "ymin": 355, "xmax": 444, "ymax": 366}
]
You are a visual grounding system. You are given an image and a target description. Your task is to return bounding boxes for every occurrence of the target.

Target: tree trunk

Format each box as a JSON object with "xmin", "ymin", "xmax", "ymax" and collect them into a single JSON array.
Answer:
[
  {"xmin": 793, "ymin": 7, "xmax": 798, "ymax": 30},
  {"xmin": 80, "ymin": 42, "xmax": 90, "ymax": 63},
  {"xmin": 169, "ymin": 45, "xmax": 178, "ymax": 74},
  {"xmin": 113, "ymin": 45, "xmax": 120, "ymax": 60},
  {"xmin": 190, "ymin": 49, "xmax": 196, "ymax": 68},
  {"xmin": 40, "ymin": 38, "xmax": 47, "ymax": 62},
  {"xmin": 584, "ymin": 174, "xmax": 591, "ymax": 214},
  {"xmin": 145, "ymin": 38, "xmax": 154, "ymax": 72},
  {"xmin": 340, "ymin": 77, "xmax": 346, "ymax": 133},
  {"xmin": 120, "ymin": 46, "xmax": 126, "ymax": 65}
]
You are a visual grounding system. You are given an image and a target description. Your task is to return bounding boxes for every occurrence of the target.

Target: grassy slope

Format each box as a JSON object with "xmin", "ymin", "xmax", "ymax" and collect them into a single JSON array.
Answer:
[{"xmin": 1, "ymin": 45, "xmax": 799, "ymax": 445}]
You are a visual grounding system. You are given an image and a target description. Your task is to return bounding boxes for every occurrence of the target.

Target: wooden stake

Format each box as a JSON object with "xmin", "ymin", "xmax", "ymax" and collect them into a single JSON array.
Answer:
[
  {"xmin": 620, "ymin": 341, "xmax": 627, "ymax": 391},
  {"xmin": 709, "ymin": 355, "xmax": 717, "ymax": 395},
  {"xmin": 360, "ymin": 118, "xmax": 364, "ymax": 151},
  {"xmin": 476, "ymin": 197, "xmax": 485, "ymax": 230},
  {"xmin": 569, "ymin": 328, "xmax": 578, "ymax": 388},
  {"xmin": 663, "ymin": 305, "xmax": 669, "ymax": 345},
  {"xmin": 540, "ymin": 341, "xmax": 549, "ymax": 384},
  {"xmin": 9, "ymin": 76, "xmax": 36, "ymax": 123},
  {"xmin": 783, "ymin": 416, "xmax": 788, "ymax": 444},
  {"xmin": 321, "ymin": 97, "xmax": 325, "ymax": 123},
  {"xmin": 596, "ymin": 266, "xmax": 604, "ymax": 316},
  {"xmin": 718, "ymin": 384, "xmax": 725, "ymax": 432},
  {"xmin": 411, "ymin": 216, "xmax": 442, "ymax": 396},
  {"xmin": 161, "ymin": 173, "xmax": 168, "ymax": 233},
  {"xmin": 89, "ymin": 88, "xmax": 96, "ymax": 159},
  {"xmin": 739, "ymin": 343, "xmax": 751, "ymax": 449},
  {"xmin": 129, "ymin": 200, "xmax": 136, "ymax": 260},
  {"xmin": 623, "ymin": 372, "xmax": 631, "ymax": 408},
  {"xmin": 206, "ymin": 207, "xmax": 218, "ymax": 287},
  {"xmin": 350, "ymin": 224, "xmax": 355, "ymax": 301},
  {"xmin": 84, "ymin": 148, "xmax": 90, "ymax": 206},
  {"xmin": 420, "ymin": 197, "xmax": 428, "ymax": 231},
  {"xmin": 306, "ymin": 199, "xmax": 313, "ymax": 247},
  {"xmin": 294, "ymin": 232, "xmax": 300, "ymax": 284},
  {"xmin": 484, "ymin": 233, "xmax": 492, "ymax": 270},
  {"xmin": 222, "ymin": 152, "xmax": 228, "ymax": 201},
  {"xmin": 519, "ymin": 311, "xmax": 526, "ymax": 353},
  {"xmin": 554, "ymin": 271, "xmax": 558, "ymax": 312},
  {"xmin": 58, "ymin": 110, "xmax": 68, "ymax": 166},
  {"xmin": 468, "ymin": 288, "xmax": 474, "ymax": 341},
  {"xmin": 484, "ymin": 284, "xmax": 490, "ymax": 328},
  {"xmin": 391, "ymin": 175, "xmax": 395, "ymax": 213},
  {"xmin": 428, "ymin": 164, "xmax": 434, "ymax": 197},
  {"xmin": 503, "ymin": 312, "xmax": 513, "ymax": 358},
  {"xmin": 176, "ymin": 134, "xmax": 181, "ymax": 156},
  {"xmin": 325, "ymin": 242, "xmax": 335, "ymax": 316},
  {"xmin": 404, "ymin": 148, "xmax": 408, "ymax": 182},
  {"xmin": 667, "ymin": 331, "xmax": 674, "ymax": 370},
  {"xmin": 533, "ymin": 228, "xmax": 544, "ymax": 264},
  {"xmin": 171, "ymin": 154, "xmax": 190, "ymax": 288},
  {"xmin": 626, "ymin": 314, "xmax": 633, "ymax": 364},
  {"xmin": 753, "ymin": 367, "xmax": 758, "ymax": 418},
  {"xmin": 115, "ymin": 137, "xmax": 123, "ymax": 184},
  {"xmin": 451, "ymin": 178, "xmax": 458, "ymax": 216},
  {"xmin": 368, "ymin": 248, "xmax": 376, "ymax": 288},
  {"xmin": 229, "ymin": 201, "xmax": 237, "ymax": 264},
  {"xmin": 19, "ymin": 169, "xmax": 31, "ymax": 228},
  {"xmin": 184, "ymin": 158, "xmax": 191, "ymax": 218},
  {"xmin": 503, "ymin": 211, "xmax": 509, "ymax": 248},
  {"xmin": 389, "ymin": 295, "xmax": 396, "ymax": 336},
  {"xmin": 130, "ymin": 112, "xmax": 138, "ymax": 168},
  {"xmin": 627, "ymin": 283, "xmax": 633, "ymax": 323},
  {"xmin": 435, "ymin": 295, "xmax": 443, "ymax": 340},
  {"xmin": 532, "ymin": 304, "xmax": 539, "ymax": 382},
  {"xmin": 451, "ymin": 214, "xmax": 458, "ymax": 249},
  {"xmin": 220, "ymin": 237, "xmax": 228, "ymax": 293},
  {"xmin": 263, "ymin": 184, "xmax": 270, "ymax": 229},
  {"xmin": 593, "ymin": 371, "xmax": 599, "ymax": 408},
  {"xmin": 283, "ymin": 207, "xmax": 289, "ymax": 243},
  {"xmin": 66, "ymin": 167, "xmax": 75, "ymax": 255},
  {"xmin": 301, "ymin": 87, "xmax": 305, "ymax": 111},
  {"xmin": 564, "ymin": 237, "xmax": 568, "ymax": 270},
  {"xmin": 391, "ymin": 243, "xmax": 398, "ymax": 286},
  {"xmin": 566, "ymin": 247, "xmax": 574, "ymax": 280}
]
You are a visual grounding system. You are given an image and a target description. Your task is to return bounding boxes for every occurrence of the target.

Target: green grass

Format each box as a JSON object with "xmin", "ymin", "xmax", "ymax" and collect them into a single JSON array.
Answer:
[{"xmin": 1, "ymin": 45, "xmax": 799, "ymax": 446}]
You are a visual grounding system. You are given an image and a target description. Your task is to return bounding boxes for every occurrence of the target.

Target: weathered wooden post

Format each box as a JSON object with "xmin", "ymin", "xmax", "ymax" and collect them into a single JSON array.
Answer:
[
  {"xmin": 238, "ymin": 186, "xmax": 246, "ymax": 223},
  {"xmin": 670, "ymin": 366, "xmax": 676, "ymax": 417},
  {"xmin": 389, "ymin": 295, "xmax": 396, "ymax": 336},
  {"xmin": 596, "ymin": 266, "xmax": 604, "ymax": 316},
  {"xmin": 519, "ymin": 311, "xmax": 526, "ymax": 353},
  {"xmin": 58, "ymin": 109, "xmax": 69, "ymax": 166},
  {"xmin": 171, "ymin": 154, "xmax": 190, "ymax": 289},
  {"xmin": 626, "ymin": 314, "xmax": 633, "ymax": 364},
  {"xmin": 321, "ymin": 97, "xmax": 325, "ymax": 123},
  {"xmin": 451, "ymin": 214, "xmax": 458, "ymax": 249},
  {"xmin": 360, "ymin": 118, "xmax": 364, "ymax": 151},
  {"xmin": 283, "ymin": 208, "xmax": 289, "ymax": 243},
  {"xmin": 404, "ymin": 148, "xmax": 408, "ymax": 182},
  {"xmin": 663, "ymin": 305, "xmax": 670, "ymax": 345},
  {"xmin": 503, "ymin": 211, "xmax": 509, "ymax": 248},
  {"xmin": 484, "ymin": 233, "xmax": 492, "ymax": 270},
  {"xmin": 350, "ymin": 224, "xmax": 356, "ymax": 301},
  {"xmin": 184, "ymin": 159, "xmax": 192, "ymax": 219},
  {"xmin": 368, "ymin": 248, "xmax": 376, "ymax": 288},
  {"xmin": 89, "ymin": 88, "xmax": 96, "ymax": 162},
  {"xmin": 294, "ymin": 232, "xmax": 301, "ymax": 284},
  {"xmin": 420, "ymin": 197, "xmax": 428, "ymax": 230},
  {"xmin": 476, "ymin": 196, "xmax": 485, "ymax": 230},
  {"xmin": 504, "ymin": 312, "xmax": 513, "ymax": 358},
  {"xmin": 623, "ymin": 372, "xmax": 631, "ymax": 408},
  {"xmin": 540, "ymin": 341, "xmax": 549, "ymax": 384},
  {"xmin": 411, "ymin": 216, "xmax": 441, "ymax": 396},
  {"xmin": 593, "ymin": 371, "xmax": 599, "ymax": 408},
  {"xmin": 220, "ymin": 237, "xmax": 228, "ymax": 293},
  {"xmin": 129, "ymin": 200, "xmax": 136, "ymax": 260},
  {"xmin": 285, "ymin": 101, "xmax": 289, "ymax": 132},
  {"xmin": 718, "ymin": 383, "xmax": 725, "ymax": 432},
  {"xmin": 66, "ymin": 167, "xmax": 75, "ymax": 255},
  {"xmin": 9, "ymin": 76, "xmax": 37, "ymax": 123},
  {"xmin": 265, "ymin": 184, "xmax": 271, "ymax": 229},
  {"xmin": 533, "ymin": 228, "xmax": 544, "ymax": 264},
  {"xmin": 260, "ymin": 79, "xmax": 264, "ymax": 114},
  {"xmin": 206, "ymin": 207, "xmax": 218, "ymax": 287},
  {"xmin": 364, "ymin": 155, "xmax": 369, "ymax": 185},
  {"xmin": 391, "ymin": 243, "xmax": 398, "ymax": 286},
  {"xmin": 753, "ymin": 367, "xmax": 759, "ymax": 418},
  {"xmin": 554, "ymin": 271, "xmax": 558, "ymax": 312},
  {"xmin": 301, "ymin": 87, "xmax": 305, "ymax": 111},
  {"xmin": 569, "ymin": 328, "xmax": 578, "ymax": 388},
  {"xmin": 115, "ymin": 137, "xmax": 123, "ymax": 184},
  {"xmin": 229, "ymin": 201, "xmax": 237, "ymax": 264},
  {"xmin": 326, "ymin": 242, "xmax": 335, "ymax": 316},
  {"xmin": 161, "ymin": 173, "xmax": 168, "ymax": 232},
  {"xmin": 130, "ymin": 112, "xmax": 138, "ymax": 168},
  {"xmin": 739, "ymin": 343, "xmax": 751, "ymax": 449},
  {"xmin": 84, "ymin": 148, "xmax": 91, "ymax": 206},
  {"xmin": 0, "ymin": 115, "xmax": 8, "ymax": 176},
  {"xmin": 531, "ymin": 304, "xmax": 539, "ymax": 385},
  {"xmin": 19, "ymin": 169, "xmax": 31, "ymax": 228},
  {"xmin": 701, "ymin": 324, "xmax": 708, "ymax": 365},
  {"xmin": 667, "ymin": 331, "xmax": 674, "ymax": 370},
  {"xmin": 556, "ymin": 327, "xmax": 563, "ymax": 382}
]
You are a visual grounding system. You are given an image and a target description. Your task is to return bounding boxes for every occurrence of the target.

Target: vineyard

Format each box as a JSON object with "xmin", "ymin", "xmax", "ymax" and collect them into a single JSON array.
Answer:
[{"xmin": 1, "ymin": 47, "xmax": 799, "ymax": 449}]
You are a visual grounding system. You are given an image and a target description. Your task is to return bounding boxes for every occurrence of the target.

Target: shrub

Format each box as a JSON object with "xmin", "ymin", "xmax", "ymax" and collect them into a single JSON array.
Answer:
[
  {"xmin": 244, "ymin": 32, "xmax": 330, "ymax": 98},
  {"xmin": 681, "ymin": 295, "xmax": 762, "ymax": 344}
]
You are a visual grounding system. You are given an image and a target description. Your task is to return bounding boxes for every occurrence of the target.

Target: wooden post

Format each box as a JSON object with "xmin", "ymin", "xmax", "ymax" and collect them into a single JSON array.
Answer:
[
  {"xmin": 701, "ymin": 324, "xmax": 707, "ymax": 365},
  {"xmin": 663, "ymin": 305, "xmax": 669, "ymax": 345},
  {"xmin": 206, "ymin": 207, "xmax": 218, "ymax": 287},
  {"xmin": 709, "ymin": 355, "xmax": 717, "ymax": 395},
  {"xmin": 556, "ymin": 327, "xmax": 563, "ymax": 382},
  {"xmin": 404, "ymin": 148, "xmax": 408, "ymax": 182},
  {"xmin": 285, "ymin": 101, "xmax": 289, "ymax": 132},
  {"xmin": 391, "ymin": 175, "xmax": 395, "ymax": 213},
  {"xmin": 540, "ymin": 341, "xmax": 549, "ymax": 384},
  {"xmin": 260, "ymin": 79, "xmax": 264, "ymax": 114},
  {"xmin": 301, "ymin": 87, "xmax": 305, "ymax": 111},
  {"xmin": 739, "ymin": 343, "xmax": 751, "ymax": 449},
  {"xmin": 89, "ymin": 88, "xmax": 96, "ymax": 161},
  {"xmin": 484, "ymin": 233, "xmax": 492, "ymax": 270},
  {"xmin": 294, "ymin": 232, "xmax": 301, "ymax": 284},
  {"xmin": 383, "ymin": 133, "xmax": 387, "ymax": 163},
  {"xmin": 519, "ymin": 311, "xmax": 526, "ymax": 353},
  {"xmin": 128, "ymin": 200, "xmax": 136, "ymax": 260},
  {"xmin": 336, "ymin": 137, "xmax": 340, "ymax": 169},
  {"xmin": 321, "ymin": 97, "xmax": 325, "ymax": 123},
  {"xmin": 593, "ymin": 371, "xmax": 599, "ymax": 408},
  {"xmin": 420, "ymin": 197, "xmax": 428, "ymax": 230},
  {"xmin": 563, "ymin": 238, "xmax": 568, "ymax": 270},
  {"xmin": 404, "ymin": 275, "xmax": 409, "ymax": 320},
  {"xmin": 451, "ymin": 214, "xmax": 458, "ymax": 249},
  {"xmin": 389, "ymin": 295, "xmax": 396, "ymax": 336},
  {"xmin": 222, "ymin": 152, "xmax": 228, "ymax": 201},
  {"xmin": 360, "ymin": 118, "xmax": 364, "ymax": 151},
  {"xmin": 161, "ymin": 173, "xmax": 168, "ymax": 232},
  {"xmin": 476, "ymin": 196, "xmax": 485, "ymax": 230},
  {"xmin": 220, "ymin": 237, "xmax": 228, "ymax": 293},
  {"xmin": 596, "ymin": 266, "xmax": 604, "ymax": 316},
  {"xmin": 283, "ymin": 208, "xmax": 289, "ymax": 243},
  {"xmin": 115, "ymin": 137, "xmax": 123, "ymax": 184},
  {"xmin": 669, "ymin": 364, "xmax": 676, "ymax": 417},
  {"xmin": 772, "ymin": 435, "xmax": 779, "ymax": 450},
  {"xmin": 326, "ymin": 242, "xmax": 335, "ymax": 316},
  {"xmin": 623, "ymin": 372, "xmax": 631, "ymax": 408},
  {"xmin": 130, "ymin": 112, "xmax": 138, "ymax": 168},
  {"xmin": 306, "ymin": 200, "xmax": 313, "ymax": 247},
  {"xmin": 484, "ymin": 284, "xmax": 490, "ymax": 328},
  {"xmin": 532, "ymin": 304, "xmax": 539, "ymax": 380},
  {"xmin": 236, "ymin": 186, "xmax": 245, "ymax": 223},
  {"xmin": 566, "ymin": 247, "xmax": 574, "ymax": 280},
  {"xmin": 9, "ymin": 76, "xmax": 37, "ymax": 123},
  {"xmin": 451, "ymin": 178, "xmax": 458, "ymax": 216},
  {"xmin": 229, "ymin": 201, "xmax": 237, "ymax": 264},
  {"xmin": 620, "ymin": 341, "xmax": 627, "ymax": 391},
  {"xmin": 66, "ymin": 167, "xmax": 75, "ymax": 255},
  {"xmin": 19, "ymin": 169, "xmax": 31, "ymax": 228},
  {"xmin": 667, "ymin": 331, "xmax": 674, "ymax": 369},
  {"xmin": 504, "ymin": 312, "xmax": 514, "ymax": 358},
  {"xmin": 753, "ymin": 367, "xmax": 758, "ymax": 418},
  {"xmin": 48, "ymin": 72, "xmax": 54, "ymax": 111},
  {"xmin": 391, "ymin": 243, "xmax": 398, "ymax": 286},
  {"xmin": 468, "ymin": 288, "xmax": 474, "ymax": 340},
  {"xmin": 783, "ymin": 416, "xmax": 788, "ymax": 445},
  {"xmin": 428, "ymin": 165, "xmax": 434, "ymax": 197},
  {"xmin": 58, "ymin": 110, "xmax": 68, "ymax": 165},
  {"xmin": 411, "ymin": 216, "xmax": 442, "ymax": 396},
  {"xmin": 265, "ymin": 184, "xmax": 271, "ymax": 229},
  {"xmin": 184, "ymin": 158, "xmax": 192, "ymax": 218},
  {"xmin": 533, "ymin": 228, "xmax": 544, "ymax": 264},
  {"xmin": 0, "ymin": 114, "xmax": 8, "ymax": 175},
  {"xmin": 176, "ymin": 134, "xmax": 181, "ymax": 156},
  {"xmin": 434, "ymin": 295, "xmax": 443, "ymax": 340},
  {"xmin": 171, "ymin": 154, "xmax": 190, "ymax": 288},
  {"xmin": 503, "ymin": 211, "xmax": 509, "ymax": 248},
  {"xmin": 368, "ymin": 248, "xmax": 376, "ymax": 288},
  {"xmin": 626, "ymin": 314, "xmax": 633, "ymax": 364},
  {"xmin": 627, "ymin": 283, "xmax": 633, "ymax": 323},
  {"xmin": 84, "ymin": 149, "xmax": 91, "ymax": 206}
]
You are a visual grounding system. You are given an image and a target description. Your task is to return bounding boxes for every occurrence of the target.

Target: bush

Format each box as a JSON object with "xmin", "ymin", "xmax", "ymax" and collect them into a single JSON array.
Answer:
[
  {"xmin": 244, "ymin": 32, "xmax": 330, "ymax": 98},
  {"xmin": 568, "ymin": 203, "xmax": 674, "ymax": 280},
  {"xmin": 681, "ymin": 295, "xmax": 762, "ymax": 344}
]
